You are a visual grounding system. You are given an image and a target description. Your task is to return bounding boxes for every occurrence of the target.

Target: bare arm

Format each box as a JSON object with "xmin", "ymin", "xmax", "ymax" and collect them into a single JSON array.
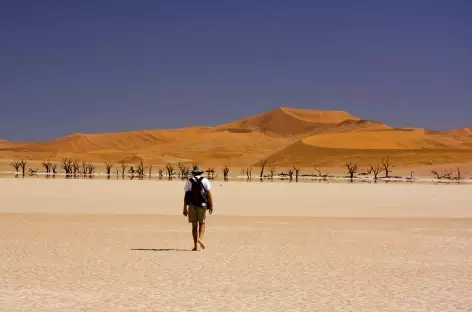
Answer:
[
  {"xmin": 183, "ymin": 196, "xmax": 188, "ymax": 216},
  {"xmin": 207, "ymin": 190, "xmax": 214, "ymax": 213}
]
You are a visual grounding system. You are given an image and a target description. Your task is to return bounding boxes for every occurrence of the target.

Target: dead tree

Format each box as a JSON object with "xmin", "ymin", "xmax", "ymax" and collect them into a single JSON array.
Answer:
[
  {"xmin": 205, "ymin": 168, "xmax": 214, "ymax": 179},
  {"xmin": 136, "ymin": 161, "xmax": 146, "ymax": 178},
  {"xmin": 431, "ymin": 170, "xmax": 453, "ymax": 180},
  {"xmin": 128, "ymin": 166, "xmax": 136, "ymax": 177},
  {"xmin": 293, "ymin": 167, "xmax": 300, "ymax": 182},
  {"xmin": 18, "ymin": 159, "xmax": 27, "ymax": 177},
  {"xmin": 10, "ymin": 160, "xmax": 21, "ymax": 174},
  {"xmin": 41, "ymin": 161, "xmax": 52, "ymax": 174},
  {"xmin": 346, "ymin": 162, "xmax": 358, "ymax": 180},
  {"xmin": 287, "ymin": 168, "xmax": 294, "ymax": 181},
  {"xmin": 120, "ymin": 161, "xmax": 128, "ymax": 178},
  {"xmin": 454, "ymin": 168, "xmax": 462, "ymax": 181},
  {"xmin": 381, "ymin": 157, "xmax": 394, "ymax": 178},
  {"xmin": 158, "ymin": 168, "xmax": 164, "ymax": 179},
  {"xmin": 222, "ymin": 165, "xmax": 230, "ymax": 180},
  {"xmin": 269, "ymin": 166, "xmax": 276, "ymax": 180},
  {"xmin": 258, "ymin": 159, "xmax": 268, "ymax": 178},
  {"xmin": 72, "ymin": 159, "xmax": 80, "ymax": 176},
  {"xmin": 81, "ymin": 161, "xmax": 88, "ymax": 176},
  {"xmin": 61, "ymin": 158, "xmax": 73, "ymax": 176},
  {"xmin": 245, "ymin": 167, "xmax": 253, "ymax": 180},
  {"xmin": 165, "ymin": 163, "xmax": 174, "ymax": 179},
  {"xmin": 88, "ymin": 163, "xmax": 96, "ymax": 176},
  {"xmin": 178, "ymin": 162, "xmax": 189, "ymax": 179},
  {"xmin": 148, "ymin": 164, "xmax": 153, "ymax": 178},
  {"xmin": 51, "ymin": 164, "xmax": 57, "ymax": 175},
  {"xmin": 28, "ymin": 168, "xmax": 38, "ymax": 176},
  {"xmin": 105, "ymin": 162, "xmax": 113, "ymax": 177},
  {"xmin": 368, "ymin": 164, "xmax": 382, "ymax": 180},
  {"xmin": 314, "ymin": 169, "xmax": 329, "ymax": 179}
]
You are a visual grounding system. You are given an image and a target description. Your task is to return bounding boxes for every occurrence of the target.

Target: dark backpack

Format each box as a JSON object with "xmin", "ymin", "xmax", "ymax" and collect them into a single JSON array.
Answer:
[{"xmin": 185, "ymin": 176, "xmax": 209, "ymax": 207}]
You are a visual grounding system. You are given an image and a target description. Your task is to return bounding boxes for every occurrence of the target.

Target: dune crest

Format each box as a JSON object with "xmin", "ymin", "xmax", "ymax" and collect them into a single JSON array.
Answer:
[{"xmin": 1, "ymin": 107, "xmax": 472, "ymax": 167}]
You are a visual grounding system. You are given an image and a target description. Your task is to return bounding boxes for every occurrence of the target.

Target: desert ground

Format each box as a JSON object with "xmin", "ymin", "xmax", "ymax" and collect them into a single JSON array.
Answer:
[{"xmin": 1, "ymin": 179, "xmax": 472, "ymax": 311}]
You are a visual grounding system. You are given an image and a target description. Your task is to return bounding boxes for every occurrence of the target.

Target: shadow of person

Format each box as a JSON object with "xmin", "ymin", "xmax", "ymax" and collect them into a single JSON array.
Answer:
[{"xmin": 130, "ymin": 248, "xmax": 190, "ymax": 252}]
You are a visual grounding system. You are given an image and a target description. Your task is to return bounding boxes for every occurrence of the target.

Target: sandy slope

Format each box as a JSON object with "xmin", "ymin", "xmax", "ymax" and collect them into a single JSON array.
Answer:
[
  {"xmin": 1, "ymin": 107, "xmax": 472, "ymax": 169},
  {"xmin": 217, "ymin": 106, "xmax": 361, "ymax": 136},
  {"xmin": 0, "ymin": 179, "xmax": 471, "ymax": 311}
]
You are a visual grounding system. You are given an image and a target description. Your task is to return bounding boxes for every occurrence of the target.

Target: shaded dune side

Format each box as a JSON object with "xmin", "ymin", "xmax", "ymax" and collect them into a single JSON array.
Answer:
[{"xmin": 265, "ymin": 138, "xmax": 472, "ymax": 167}]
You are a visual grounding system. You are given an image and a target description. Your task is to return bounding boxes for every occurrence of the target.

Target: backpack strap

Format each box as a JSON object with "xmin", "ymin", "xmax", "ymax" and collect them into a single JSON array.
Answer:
[
  {"xmin": 196, "ymin": 176, "xmax": 207, "ymax": 193},
  {"xmin": 189, "ymin": 177, "xmax": 207, "ymax": 193}
]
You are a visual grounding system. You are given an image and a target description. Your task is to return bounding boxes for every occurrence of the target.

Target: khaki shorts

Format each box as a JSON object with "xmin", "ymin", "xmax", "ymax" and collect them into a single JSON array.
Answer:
[{"xmin": 188, "ymin": 204, "xmax": 207, "ymax": 224}]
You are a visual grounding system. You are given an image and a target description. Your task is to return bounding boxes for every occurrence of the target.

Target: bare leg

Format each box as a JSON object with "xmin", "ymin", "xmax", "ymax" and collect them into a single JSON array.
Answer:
[
  {"xmin": 198, "ymin": 222, "xmax": 206, "ymax": 249},
  {"xmin": 192, "ymin": 222, "xmax": 198, "ymax": 250}
]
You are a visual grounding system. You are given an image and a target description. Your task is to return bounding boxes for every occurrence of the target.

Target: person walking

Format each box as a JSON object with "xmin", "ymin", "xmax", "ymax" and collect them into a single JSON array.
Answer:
[{"xmin": 183, "ymin": 165, "xmax": 214, "ymax": 251}]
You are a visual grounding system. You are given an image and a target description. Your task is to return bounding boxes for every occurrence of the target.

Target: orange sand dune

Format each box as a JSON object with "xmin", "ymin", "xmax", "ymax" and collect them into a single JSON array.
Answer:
[
  {"xmin": 447, "ymin": 127, "xmax": 472, "ymax": 136},
  {"xmin": 17, "ymin": 127, "xmax": 213, "ymax": 153},
  {"xmin": 1, "ymin": 107, "xmax": 472, "ymax": 169},
  {"xmin": 217, "ymin": 106, "xmax": 361, "ymax": 136},
  {"xmin": 300, "ymin": 128, "xmax": 471, "ymax": 150}
]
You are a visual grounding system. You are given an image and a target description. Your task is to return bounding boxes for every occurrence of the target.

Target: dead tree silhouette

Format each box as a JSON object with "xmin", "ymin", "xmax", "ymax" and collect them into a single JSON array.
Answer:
[
  {"xmin": 148, "ymin": 164, "xmax": 153, "ymax": 179},
  {"xmin": 368, "ymin": 164, "xmax": 382, "ymax": 181},
  {"xmin": 88, "ymin": 163, "xmax": 95, "ymax": 177},
  {"xmin": 287, "ymin": 168, "xmax": 294, "ymax": 181},
  {"xmin": 222, "ymin": 165, "xmax": 230, "ymax": 181},
  {"xmin": 51, "ymin": 164, "xmax": 57, "ymax": 175},
  {"xmin": 158, "ymin": 168, "xmax": 164, "ymax": 179},
  {"xmin": 72, "ymin": 159, "xmax": 80, "ymax": 177},
  {"xmin": 165, "ymin": 163, "xmax": 174, "ymax": 180},
  {"xmin": 10, "ymin": 159, "xmax": 21, "ymax": 174},
  {"xmin": 346, "ymin": 162, "xmax": 358, "ymax": 181},
  {"xmin": 269, "ymin": 166, "xmax": 276, "ymax": 180},
  {"xmin": 135, "ymin": 161, "xmax": 146, "ymax": 178},
  {"xmin": 61, "ymin": 158, "xmax": 73, "ymax": 176},
  {"xmin": 431, "ymin": 169, "xmax": 453, "ymax": 180},
  {"xmin": 258, "ymin": 159, "xmax": 268, "ymax": 178},
  {"xmin": 41, "ymin": 161, "xmax": 52, "ymax": 174},
  {"xmin": 178, "ymin": 162, "xmax": 189, "ymax": 179},
  {"xmin": 119, "ymin": 161, "xmax": 128, "ymax": 178},
  {"xmin": 293, "ymin": 167, "xmax": 300, "ymax": 182},
  {"xmin": 128, "ymin": 166, "xmax": 136, "ymax": 177},
  {"xmin": 206, "ymin": 168, "xmax": 215, "ymax": 179},
  {"xmin": 381, "ymin": 157, "xmax": 394, "ymax": 178},
  {"xmin": 81, "ymin": 161, "xmax": 88, "ymax": 177},
  {"xmin": 28, "ymin": 168, "xmax": 38, "ymax": 176},
  {"xmin": 244, "ymin": 167, "xmax": 253, "ymax": 180},
  {"xmin": 105, "ymin": 162, "xmax": 113, "ymax": 177},
  {"xmin": 314, "ymin": 168, "xmax": 329, "ymax": 179}
]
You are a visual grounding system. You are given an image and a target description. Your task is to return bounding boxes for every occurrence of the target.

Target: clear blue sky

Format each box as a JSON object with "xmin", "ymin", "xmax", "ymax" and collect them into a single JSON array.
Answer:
[{"xmin": 1, "ymin": 0, "xmax": 470, "ymax": 141}]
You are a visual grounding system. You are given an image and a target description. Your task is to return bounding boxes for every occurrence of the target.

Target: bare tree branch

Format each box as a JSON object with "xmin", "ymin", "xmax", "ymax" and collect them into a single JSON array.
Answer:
[
  {"xmin": 381, "ymin": 157, "xmax": 394, "ymax": 178},
  {"xmin": 287, "ymin": 168, "xmax": 294, "ymax": 181},
  {"xmin": 119, "ymin": 161, "xmax": 128, "ymax": 178},
  {"xmin": 105, "ymin": 161, "xmax": 113, "ymax": 176},
  {"xmin": 368, "ymin": 164, "xmax": 381, "ymax": 180},
  {"xmin": 346, "ymin": 162, "xmax": 358, "ymax": 180},
  {"xmin": 258, "ymin": 159, "xmax": 268, "ymax": 178},
  {"xmin": 293, "ymin": 167, "xmax": 300, "ymax": 181},
  {"xmin": 165, "ymin": 163, "xmax": 174, "ymax": 179},
  {"xmin": 222, "ymin": 165, "xmax": 230, "ymax": 180}
]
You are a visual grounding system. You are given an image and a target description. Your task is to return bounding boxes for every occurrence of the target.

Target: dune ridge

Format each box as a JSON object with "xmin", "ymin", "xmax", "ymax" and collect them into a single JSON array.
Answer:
[{"xmin": 1, "ymin": 106, "xmax": 472, "ymax": 168}]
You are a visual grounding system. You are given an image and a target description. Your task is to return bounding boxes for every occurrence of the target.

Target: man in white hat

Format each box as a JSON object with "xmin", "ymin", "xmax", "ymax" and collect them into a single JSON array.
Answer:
[{"xmin": 183, "ymin": 165, "xmax": 214, "ymax": 250}]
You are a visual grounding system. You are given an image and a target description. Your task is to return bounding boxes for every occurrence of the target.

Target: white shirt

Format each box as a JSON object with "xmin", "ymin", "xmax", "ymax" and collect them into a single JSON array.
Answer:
[{"xmin": 183, "ymin": 175, "xmax": 212, "ymax": 192}]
